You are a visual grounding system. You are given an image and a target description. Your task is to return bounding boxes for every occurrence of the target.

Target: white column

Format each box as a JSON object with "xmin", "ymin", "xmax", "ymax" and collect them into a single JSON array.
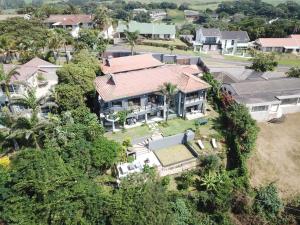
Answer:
[
  {"xmin": 145, "ymin": 113, "xmax": 148, "ymax": 123},
  {"xmin": 163, "ymin": 95, "xmax": 166, "ymax": 120},
  {"xmin": 112, "ymin": 121, "xmax": 115, "ymax": 132}
]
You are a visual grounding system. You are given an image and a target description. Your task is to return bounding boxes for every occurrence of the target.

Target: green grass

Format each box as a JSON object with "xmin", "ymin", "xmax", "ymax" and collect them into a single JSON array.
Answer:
[
  {"xmin": 158, "ymin": 117, "xmax": 217, "ymax": 137},
  {"xmin": 277, "ymin": 54, "xmax": 300, "ymax": 67},
  {"xmin": 142, "ymin": 38, "xmax": 187, "ymax": 47},
  {"xmin": 167, "ymin": 9, "xmax": 185, "ymax": 24},
  {"xmin": 104, "ymin": 125, "xmax": 152, "ymax": 143}
]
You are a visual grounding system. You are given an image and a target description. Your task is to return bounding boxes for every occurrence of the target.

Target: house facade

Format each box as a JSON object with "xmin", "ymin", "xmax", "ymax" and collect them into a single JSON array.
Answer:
[
  {"xmin": 0, "ymin": 58, "xmax": 61, "ymax": 114},
  {"xmin": 44, "ymin": 14, "xmax": 94, "ymax": 38},
  {"xmin": 95, "ymin": 54, "xmax": 210, "ymax": 130},
  {"xmin": 116, "ymin": 21, "xmax": 176, "ymax": 40},
  {"xmin": 222, "ymin": 78, "xmax": 300, "ymax": 121},
  {"xmin": 255, "ymin": 35, "xmax": 300, "ymax": 54},
  {"xmin": 193, "ymin": 28, "xmax": 250, "ymax": 54}
]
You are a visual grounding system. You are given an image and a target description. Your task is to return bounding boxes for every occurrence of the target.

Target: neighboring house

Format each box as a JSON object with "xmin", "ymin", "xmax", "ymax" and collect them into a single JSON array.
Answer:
[
  {"xmin": 255, "ymin": 35, "xmax": 300, "ymax": 54},
  {"xmin": 194, "ymin": 28, "xmax": 221, "ymax": 52},
  {"xmin": 95, "ymin": 54, "xmax": 210, "ymax": 130},
  {"xmin": 116, "ymin": 21, "xmax": 176, "ymax": 40},
  {"xmin": 100, "ymin": 24, "xmax": 114, "ymax": 39},
  {"xmin": 193, "ymin": 27, "xmax": 250, "ymax": 54},
  {"xmin": 44, "ymin": 14, "xmax": 94, "ymax": 38},
  {"xmin": 220, "ymin": 31, "xmax": 250, "ymax": 54},
  {"xmin": 0, "ymin": 57, "xmax": 61, "ymax": 114},
  {"xmin": 209, "ymin": 65, "xmax": 300, "ymax": 121},
  {"xmin": 222, "ymin": 78, "xmax": 300, "ymax": 122},
  {"xmin": 150, "ymin": 10, "xmax": 167, "ymax": 21},
  {"xmin": 184, "ymin": 10, "xmax": 200, "ymax": 22}
]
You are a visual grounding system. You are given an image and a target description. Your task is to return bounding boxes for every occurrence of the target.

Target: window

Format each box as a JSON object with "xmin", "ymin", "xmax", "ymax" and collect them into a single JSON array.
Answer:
[
  {"xmin": 251, "ymin": 105, "xmax": 268, "ymax": 112},
  {"xmin": 112, "ymin": 101, "xmax": 122, "ymax": 107},
  {"xmin": 231, "ymin": 40, "xmax": 234, "ymax": 45},
  {"xmin": 265, "ymin": 47, "xmax": 272, "ymax": 52},
  {"xmin": 128, "ymin": 97, "xmax": 140, "ymax": 107},
  {"xmin": 164, "ymin": 34, "xmax": 170, "ymax": 39},
  {"xmin": 281, "ymin": 98, "xmax": 299, "ymax": 105}
]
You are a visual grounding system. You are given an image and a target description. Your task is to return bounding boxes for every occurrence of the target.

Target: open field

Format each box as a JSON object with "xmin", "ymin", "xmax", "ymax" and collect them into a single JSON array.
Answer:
[
  {"xmin": 248, "ymin": 113, "xmax": 300, "ymax": 200},
  {"xmin": 154, "ymin": 144, "xmax": 195, "ymax": 166}
]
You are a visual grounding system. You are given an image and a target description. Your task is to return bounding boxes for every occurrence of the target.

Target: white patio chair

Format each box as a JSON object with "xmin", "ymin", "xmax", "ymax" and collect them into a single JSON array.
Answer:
[
  {"xmin": 211, "ymin": 138, "xmax": 218, "ymax": 149},
  {"xmin": 197, "ymin": 140, "xmax": 205, "ymax": 150}
]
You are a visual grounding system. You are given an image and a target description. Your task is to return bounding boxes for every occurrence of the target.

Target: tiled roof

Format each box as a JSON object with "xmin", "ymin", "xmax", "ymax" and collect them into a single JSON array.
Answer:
[
  {"xmin": 220, "ymin": 31, "xmax": 249, "ymax": 42},
  {"xmin": 101, "ymin": 54, "xmax": 164, "ymax": 74},
  {"xmin": 95, "ymin": 66, "xmax": 210, "ymax": 102},
  {"xmin": 289, "ymin": 34, "xmax": 300, "ymax": 40},
  {"xmin": 44, "ymin": 14, "xmax": 93, "ymax": 26},
  {"xmin": 116, "ymin": 21, "xmax": 176, "ymax": 36},
  {"xmin": 4, "ymin": 57, "xmax": 59, "ymax": 82},
  {"xmin": 257, "ymin": 38, "xmax": 299, "ymax": 48}
]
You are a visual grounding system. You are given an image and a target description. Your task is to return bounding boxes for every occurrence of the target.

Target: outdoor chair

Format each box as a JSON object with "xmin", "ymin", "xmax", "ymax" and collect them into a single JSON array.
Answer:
[
  {"xmin": 211, "ymin": 138, "xmax": 218, "ymax": 149},
  {"xmin": 197, "ymin": 140, "xmax": 205, "ymax": 150}
]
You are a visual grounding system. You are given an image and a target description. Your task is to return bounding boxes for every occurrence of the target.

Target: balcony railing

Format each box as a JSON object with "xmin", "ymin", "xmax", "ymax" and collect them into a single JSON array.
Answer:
[
  {"xmin": 185, "ymin": 97, "xmax": 203, "ymax": 104},
  {"xmin": 102, "ymin": 103, "xmax": 164, "ymax": 115}
]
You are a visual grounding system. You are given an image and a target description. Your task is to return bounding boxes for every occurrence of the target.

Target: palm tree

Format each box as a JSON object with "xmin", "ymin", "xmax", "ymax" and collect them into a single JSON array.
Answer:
[
  {"xmin": 47, "ymin": 31, "xmax": 64, "ymax": 62},
  {"xmin": 10, "ymin": 87, "xmax": 55, "ymax": 122},
  {"xmin": 124, "ymin": 30, "xmax": 139, "ymax": 55},
  {"xmin": 0, "ymin": 64, "xmax": 18, "ymax": 104},
  {"xmin": 160, "ymin": 82, "xmax": 178, "ymax": 122},
  {"xmin": 0, "ymin": 36, "xmax": 17, "ymax": 63}
]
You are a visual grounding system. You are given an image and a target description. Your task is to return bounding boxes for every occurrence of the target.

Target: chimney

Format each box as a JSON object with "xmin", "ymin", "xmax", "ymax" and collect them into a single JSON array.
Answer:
[{"xmin": 105, "ymin": 58, "xmax": 110, "ymax": 66}]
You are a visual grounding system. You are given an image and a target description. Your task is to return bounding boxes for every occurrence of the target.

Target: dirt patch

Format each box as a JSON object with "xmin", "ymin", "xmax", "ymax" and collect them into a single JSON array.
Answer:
[{"xmin": 248, "ymin": 113, "xmax": 300, "ymax": 200}]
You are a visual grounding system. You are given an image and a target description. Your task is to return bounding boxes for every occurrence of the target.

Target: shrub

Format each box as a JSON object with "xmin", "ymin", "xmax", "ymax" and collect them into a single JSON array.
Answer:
[{"xmin": 202, "ymin": 154, "xmax": 221, "ymax": 172}]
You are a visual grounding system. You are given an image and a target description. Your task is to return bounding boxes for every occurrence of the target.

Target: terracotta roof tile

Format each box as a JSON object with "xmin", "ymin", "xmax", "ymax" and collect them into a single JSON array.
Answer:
[
  {"xmin": 95, "ymin": 66, "xmax": 210, "ymax": 102},
  {"xmin": 45, "ymin": 14, "xmax": 93, "ymax": 26},
  {"xmin": 100, "ymin": 54, "xmax": 164, "ymax": 74},
  {"xmin": 257, "ymin": 38, "xmax": 299, "ymax": 48}
]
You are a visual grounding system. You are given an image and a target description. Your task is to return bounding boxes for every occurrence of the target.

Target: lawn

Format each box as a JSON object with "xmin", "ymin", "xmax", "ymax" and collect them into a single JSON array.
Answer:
[
  {"xmin": 141, "ymin": 38, "xmax": 187, "ymax": 47},
  {"xmin": 158, "ymin": 116, "xmax": 218, "ymax": 137},
  {"xmin": 154, "ymin": 144, "xmax": 195, "ymax": 166},
  {"xmin": 104, "ymin": 125, "xmax": 152, "ymax": 143},
  {"xmin": 277, "ymin": 54, "xmax": 300, "ymax": 67},
  {"xmin": 166, "ymin": 9, "xmax": 185, "ymax": 24}
]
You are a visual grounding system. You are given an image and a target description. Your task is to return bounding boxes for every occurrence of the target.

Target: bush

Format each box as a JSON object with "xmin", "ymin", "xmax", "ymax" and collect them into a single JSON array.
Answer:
[
  {"xmin": 202, "ymin": 154, "xmax": 221, "ymax": 172},
  {"xmin": 254, "ymin": 183, "xmax": 283, "ymax": 218}
]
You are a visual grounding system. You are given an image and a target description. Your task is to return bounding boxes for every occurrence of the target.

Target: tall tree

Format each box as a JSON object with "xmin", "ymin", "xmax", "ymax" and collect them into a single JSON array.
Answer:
[
  {"xmin": 0, "ymin": 36, "xmax": 17, "ymax": 63},
  {"xmin": 249, "ymin": 50, "xmax": 278, "ymax": 72},
  {"xmin": 124, "ymin": 30, "xmax": 139, "ymax": 55},
  {"xmin": 93, "ymin": 6, "xmax": 112, "ymax": 39},
  {"xmin": 160, "ymin": 82, "xmax": 178, "ymax": 122},
  {"xmin": 0, "ymin": 64, "xmax": 18, "ymax": 104}
]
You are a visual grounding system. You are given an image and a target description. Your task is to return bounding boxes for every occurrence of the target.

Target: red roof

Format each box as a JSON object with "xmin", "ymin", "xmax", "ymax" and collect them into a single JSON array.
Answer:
[
  {"xmin": 4, "ymin": 57, "xmax": 59, "ymax": 82},
  {"xmin": 289, "ymin": 34, "xmax": 300, "ymax": 40},
  {"xmin": 100, "ymin": 54, "xmax": 164, "ymax": 74},
  {"xmin": 45, "ymin": 14, "xmax": 93, "ymax": 26},
  {"xmin": 257, "ymin": 38, "xmax": 299, "ymax": 48},
  {"xmin": 95, "ymin": 65, "xmax": 209, "ymax": 102}
]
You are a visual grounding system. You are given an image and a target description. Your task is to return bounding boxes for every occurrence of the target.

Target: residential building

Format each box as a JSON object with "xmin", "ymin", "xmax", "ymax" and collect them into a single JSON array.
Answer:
[
  {"xmin": 116, "ymin": 21, "xmax": 176, "ymax": 40},
  {"xmin": 193, "ymin": 27, "xmax": 250, "ymax": 54},
  {"xmin": 95, "ymin": 54, "xmax": 210, "ymax": 130},
  {"xmin": 0, "ymin": 58, "xmax": 61, "ymax": 114},
  {"xmin": 194, "ymin": 28, "xmax": 221, "ymax": 52},
  {"xmin": 100, "ymin": 25, "xmax": 115, "ymax": 39},
  {"xmin": 222, "ymin": 78, "xmax": 300, "ymax": 121},
  {"xmin": 220, "ymin": 31, "xmax": 250, "ymax": 54},
  {"xmin": 255, "ymin": 35, "xmax": 300, "ymax": 54},
  {"xmin": 209, "ymin": 65, "xmax": 300, "ymax": 121},
  {"xmin": 184, "ymin": 10, "xmax": 200, "ymax": 22},
  {"xmin": 149, "ymin": 10, "xmax": 167, "ymax": 21},
  {"xmin": 44, "ymin": 14, "xmax": 94, "ymax": 38}
]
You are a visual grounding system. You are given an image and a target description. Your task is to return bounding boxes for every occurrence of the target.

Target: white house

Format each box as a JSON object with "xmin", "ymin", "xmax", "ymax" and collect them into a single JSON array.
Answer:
[
  {"xmin": 0, "ymin": 58, "xmax": 61, "ymax": 114},
  {"xmin": 100, "ymin": 24, "xmax": 114, "ymax": 39},
  {"xmin": 193, "ymin": 27, "xmax": 250, "ymax": 54}
]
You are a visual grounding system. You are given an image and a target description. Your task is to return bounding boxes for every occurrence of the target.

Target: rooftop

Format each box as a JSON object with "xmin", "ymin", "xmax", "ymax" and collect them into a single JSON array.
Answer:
[
  {"xmin": 199, "ymin": 28, "xmax": 221, "ymax": 37},
  {"xmin": 95, "ymin": 65, "xmax": 210, "ymax": 102},
  {"xmin": 101, "ymin": 54, "xmax": 164, "ymax": 74},
  {"xmin": 116, "ymin": 21, "xmax": 176, "ymax": 36},
  {"xmin": 229, "ymin": 78, "xmax": 300, "ymax": 104},
  {"xmin": 4, "ymin": 57, "xmax": 60, "ymax": 82},
  {"xmin": 44, "ymin": 14, "xmax": 93, "ymax": 26},
  {"xmin": 256, "ymin": 37, "xmax": 300, "ymax": 48},
  {"xmin": 220, "ymin": 31, "xmax": 249, "ymax": 42}
]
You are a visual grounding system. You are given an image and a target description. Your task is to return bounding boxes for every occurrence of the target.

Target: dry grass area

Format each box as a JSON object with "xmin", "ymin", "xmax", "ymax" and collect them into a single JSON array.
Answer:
[{"xmin": 248, "ymin": 113, "xmax": 300, "ymax": 200}]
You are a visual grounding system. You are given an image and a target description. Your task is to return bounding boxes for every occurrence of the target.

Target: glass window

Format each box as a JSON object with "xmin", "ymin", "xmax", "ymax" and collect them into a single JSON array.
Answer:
[
  {"xmin": 281, "ymin": 98, "xmax": 298, "ymax": 105},
  {"xmin": 112, "ymin": 101, "xmax": 122, "ymax": 107},
  {"xmin": 251, "ymin": 105, "xmax": 268, "ymax": 112}
]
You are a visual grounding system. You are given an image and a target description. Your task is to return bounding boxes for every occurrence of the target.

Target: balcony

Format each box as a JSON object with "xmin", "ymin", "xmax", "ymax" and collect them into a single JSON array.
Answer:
[
  {"xmin": 185, "ymin": 97, "xmax": 203, "ymax": 104},
  {"xmin": 102, "ymin": 103, "xmax": 164, "ymax": 116}
]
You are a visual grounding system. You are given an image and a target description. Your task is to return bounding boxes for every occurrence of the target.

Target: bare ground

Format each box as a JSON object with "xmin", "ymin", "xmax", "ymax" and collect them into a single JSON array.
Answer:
[{"xmin": 248, "ymin": 113, "xmax": 300, "ymax": 200}]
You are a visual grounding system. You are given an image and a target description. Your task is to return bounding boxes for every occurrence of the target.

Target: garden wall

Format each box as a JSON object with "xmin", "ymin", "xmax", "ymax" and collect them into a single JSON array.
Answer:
[{"xmin": 148, "ymin": 130, "xmax": 195, "ymax": 151}]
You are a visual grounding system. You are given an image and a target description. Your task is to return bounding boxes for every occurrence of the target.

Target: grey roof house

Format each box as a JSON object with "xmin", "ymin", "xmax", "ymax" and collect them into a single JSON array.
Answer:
[
  {"xmin": 194, "ymin": 27, "xmax": 250, "ymax": 54},
  {"xmin": 211, "ymin": 65, "xmax": 300, "ymax": 121},
  {"xmin": 116, "ymin": 21, "xmax": 176, "ymax": 40}
]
